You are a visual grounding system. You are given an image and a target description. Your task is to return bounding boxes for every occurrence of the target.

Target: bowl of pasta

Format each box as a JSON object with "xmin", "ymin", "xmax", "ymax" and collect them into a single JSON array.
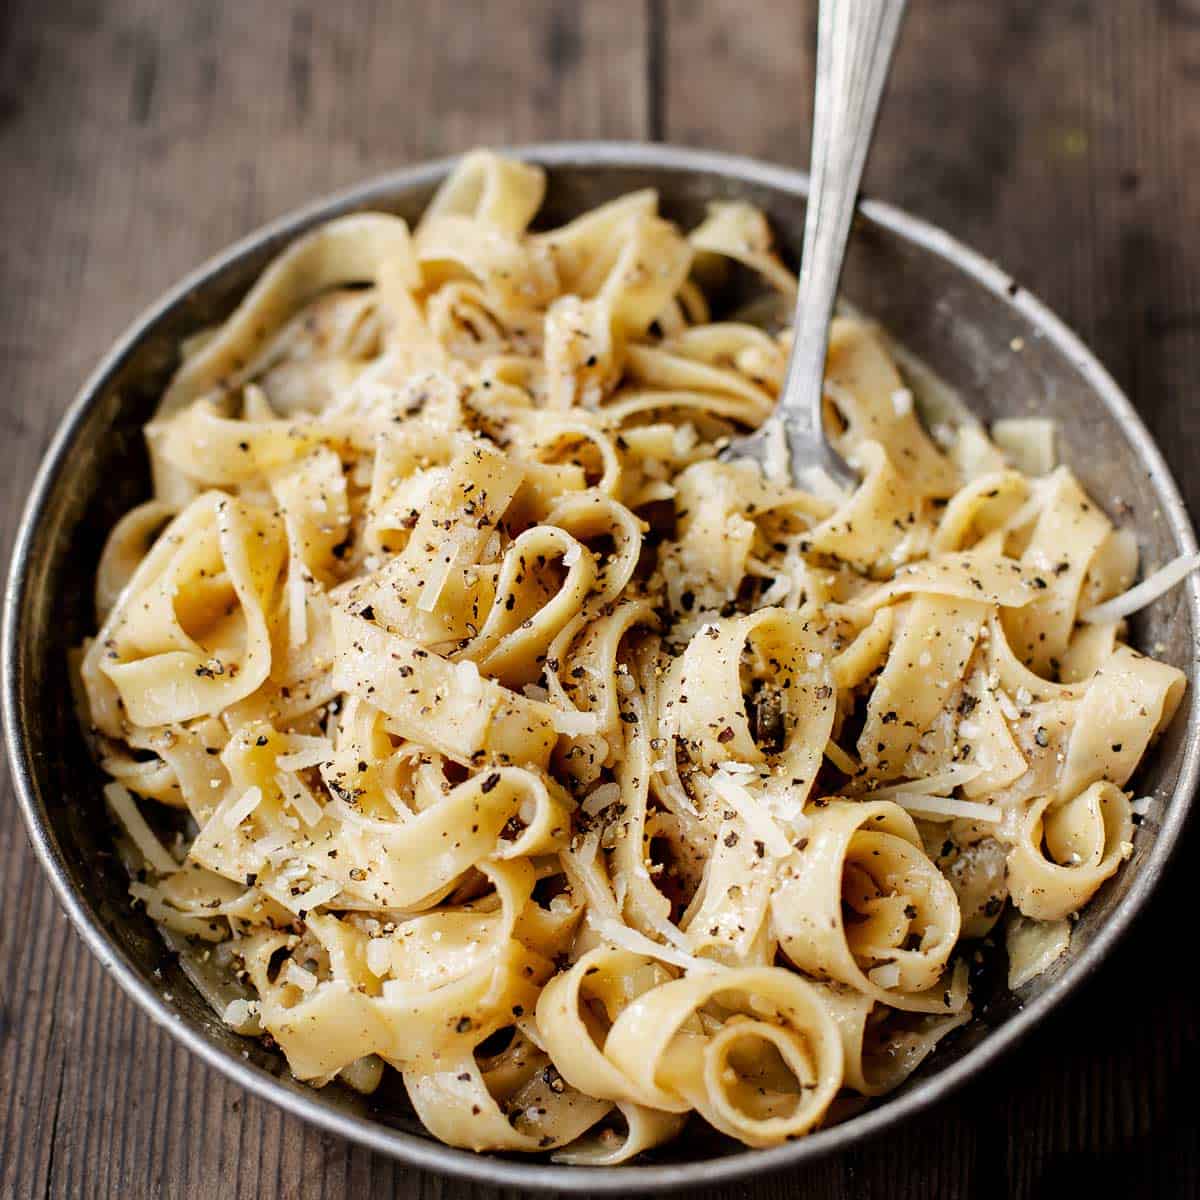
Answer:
[{"xmin": 5, "ymin": 142, "xmax": 1199, "ymax": 1191}]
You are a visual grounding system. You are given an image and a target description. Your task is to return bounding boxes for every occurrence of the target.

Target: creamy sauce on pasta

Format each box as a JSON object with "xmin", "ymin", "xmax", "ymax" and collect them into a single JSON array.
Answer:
[{"xmin": 78, "ymin": 151, "xmax": 1186, "ymax": 1160}]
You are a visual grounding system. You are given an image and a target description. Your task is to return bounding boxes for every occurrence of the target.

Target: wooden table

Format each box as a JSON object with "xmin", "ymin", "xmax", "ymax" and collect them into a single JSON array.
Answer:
[{"xmin": 2, "ymin": 2, "xmax": 1198, "ymax": 1196}]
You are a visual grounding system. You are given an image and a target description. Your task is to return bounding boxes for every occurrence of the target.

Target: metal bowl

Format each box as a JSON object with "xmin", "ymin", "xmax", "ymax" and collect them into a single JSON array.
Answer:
[{"xmin": 5, "ymin": 143, "xmax": 1198, "ymax": 1193}]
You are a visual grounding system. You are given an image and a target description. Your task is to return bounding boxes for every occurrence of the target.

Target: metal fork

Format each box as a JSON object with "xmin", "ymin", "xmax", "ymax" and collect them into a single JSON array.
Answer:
[{"xmin": 720, "ymin": 0, "xmax": 907, "ymax": 486}]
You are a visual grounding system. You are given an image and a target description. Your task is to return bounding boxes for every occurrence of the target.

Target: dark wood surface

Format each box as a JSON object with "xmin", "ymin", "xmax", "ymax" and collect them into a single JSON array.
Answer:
[{"xmin": 3, "ymin": 2, "xmax": 1199, "ymax": 1196}]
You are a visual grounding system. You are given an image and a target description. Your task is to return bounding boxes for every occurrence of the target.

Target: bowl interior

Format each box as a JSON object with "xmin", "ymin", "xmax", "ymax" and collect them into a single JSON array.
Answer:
[{"xmin": 7, "ymin": 148, "xmax": 1198, "ymax": 1187}]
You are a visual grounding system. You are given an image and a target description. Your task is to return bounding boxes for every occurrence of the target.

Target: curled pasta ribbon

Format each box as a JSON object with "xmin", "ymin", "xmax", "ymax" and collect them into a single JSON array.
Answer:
[
  {"xmin": 1007, "ymin": 782, "xmax": 1134, "ymax": 921},
  {"xmin": 772, "ymin": 801, "xmax": 964, "ymax": 1013},
  {"xmin": 158, "ymin": 213, "xmax": 418, "ymax": 420},
  {"xmin": 1001, "ymin": 467, "xmax": 1112, "ymax": 675},
  {"xmin": 623, "ymin": 341, "xmax": 775, "ymax": 420},
  {"xmin": 508, "ymin": 415, "xmax": 622, "ymax": 502},
  {"xmin": 806, "ymin": 440, "xmax": 925, "ymax": 570},
  {"xmin": 195, "ymin": 736, "xmax": 571, "ymax": 911},
  {"xmin": 403, "ymin": 1039, "xmax": 612, "ymax": 1154},
  {"xmin": 459, "ymin": 523, "xmax": 597, "ymax": 687},
  {"xmin": 857, "ymin": 593, "xmax": 989, "ymax": 781},
  {"xmin": 664, "ymin": 607, "xmax": 835, "ymax": 805},
  {"xmin": 931, "ymin": 470, "xmax": 1029, "ymax": 553},
  {"xmin": 542, "ymin": 213, "xmax": 693, "ymax": 410},
  {"xmin": 823, "ymin": 318, "xmax": 958, "ymax": 498},
  {"xmin": 819, "ymin": 986, "xmax": 971, "ymax": 1097},
  {"xmin": 84, "ymin": 492, "xmax": 286, "ymax": 733},
  {"xmin": 417, "ymin": 222, "xmax": 557, "ymax": 312},
  {"xmin": 545, "ymin": 598, "xmax": 658, "ymax": 747},
  {"xmin": 536, "ymin": 947, "xmax": 677, "ymax": 1107},
  {"xmin": 241, "ymin": 933, "xmax": 551, "ymax": 1082},
  {"xmin": 1058, "ymin": 645, "xmax": 1185, "ymax": 797},
  {"xmin": 689, "ymin": 201, "xmax": 798, "ymax": 297},
  {"xmin": 672, "ymin": 322, "xmax": 786, "ymax": 387},
  {"xmin": 601, "ymin": 967, "xmax": 845, "ymax": 1146},
  {"xmin": 412, "ymin": 1013, "xmax": 677, "ymax": 1163},
  {"xmin": 418, "ymin": 148, "xmax": 546, "ymax": 236},
  {"xmin": 533, "ymin": 189, "xmax": 656, "ymax": 291},
  {"xmin": 93, "ymin": 499, "xmax": 176, "ymax": 621}
]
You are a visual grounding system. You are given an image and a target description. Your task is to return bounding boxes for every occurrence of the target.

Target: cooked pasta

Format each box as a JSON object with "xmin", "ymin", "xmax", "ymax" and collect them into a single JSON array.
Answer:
[{"xmin": 78, "ymin": 150, "xmax": 1188, "ymax": 1161}]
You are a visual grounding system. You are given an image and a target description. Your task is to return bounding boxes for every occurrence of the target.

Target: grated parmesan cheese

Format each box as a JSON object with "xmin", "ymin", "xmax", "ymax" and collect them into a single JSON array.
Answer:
[
  {"xmin": 992, "ymin": 418, "xmax": 1057, "ymax": 476},
  {"xmin": 222, "ymin": 998, "xmax": 262, "ymax": 1033},
  {"xmin": 595, "ymin": 918, "xmax": 719, "ymax": 974},
  {"xmin": 868, "ymin": 765, "xmax": 982, "ymax": 799},
  {"xmin": 288, "ymin": 564, "xmax": 308, "ymax": 648},
  {"xmin": 549, "ymin": 707, "xmax": 600, "ymax": 736},
  {"xmin": 868, "ymin": 962, "xmax": 901, "ymax": 989},
  {"xmin": 890, "ymin": 793, "xmax": 1002, "ymax": 823},
  {"xmin": 417, "ymin": 554, "xmax": 454, "ymax": 612},
  {"xmin": 276, "ymin": 737, "xmax": 334, "ymax": 771},
  {"xmin": 709, "ymin": 771, "xmax": 794, "ymax": 857},
  {"xmin": 104, "ymin": 781, "xmax": 179, "ymax": 875},
  {"xmin": 582, "ymin": 781, "xmax": 622, "ymax": 817},
  {"xmin": 275, "ymin": 771, "xmax": 323, "ymax": 827},
  {"xmin": 366, "ymin": 937, "xmax": 391, "ymax": 978},
  {"xmin": 1081, "ymin": 552, "xmax": 1200, "ymax": 624},
  {"xmin": 285, "ymin": 961, "xmax": 318, "ymax": 992},
  {"xmin": 225, "ymin": 785, "xmax": 263, "ymax": 827}
]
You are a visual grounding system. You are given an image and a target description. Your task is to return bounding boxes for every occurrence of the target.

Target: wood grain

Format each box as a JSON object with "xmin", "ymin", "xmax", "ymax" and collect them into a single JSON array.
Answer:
[{"xmin": 2, "ymin": 1, "xmax": 1198, "ymax": 1196}]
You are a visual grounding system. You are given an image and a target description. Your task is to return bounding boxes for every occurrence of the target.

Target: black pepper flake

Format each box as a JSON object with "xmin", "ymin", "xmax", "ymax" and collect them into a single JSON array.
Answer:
[
  {"xmin": 723, "ymin": 831, "xmax": 739, "ymax": 848},
  {"xmin": 481, "ymin": 772, "xmax": 500, "ymax": 793},
  {"xmin": 1034, "ymin": 726, "xmax": 1049, "ymax": 748},
  {"xmin": 717, "ymin": 726, "xmax": 735, "ymax": 743}
]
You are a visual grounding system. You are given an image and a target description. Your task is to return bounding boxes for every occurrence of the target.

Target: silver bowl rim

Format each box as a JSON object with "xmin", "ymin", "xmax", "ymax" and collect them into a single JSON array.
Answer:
[{"xmin": 5, "ymin": 140, "xmax": 1199, "ymax": 1193}]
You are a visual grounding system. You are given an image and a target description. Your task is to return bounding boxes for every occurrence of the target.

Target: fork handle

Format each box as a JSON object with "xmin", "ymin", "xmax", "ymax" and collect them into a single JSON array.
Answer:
[{"xmin": 778, "ymin": 0, "xmax": 907, "ymax": 481}]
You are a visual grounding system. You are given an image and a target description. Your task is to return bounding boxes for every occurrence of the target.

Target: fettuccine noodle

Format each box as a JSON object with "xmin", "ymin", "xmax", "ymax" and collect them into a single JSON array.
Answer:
[{"xmin": 77, "ymin": 151, "xmax": 1188, "ymax": 1161}]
